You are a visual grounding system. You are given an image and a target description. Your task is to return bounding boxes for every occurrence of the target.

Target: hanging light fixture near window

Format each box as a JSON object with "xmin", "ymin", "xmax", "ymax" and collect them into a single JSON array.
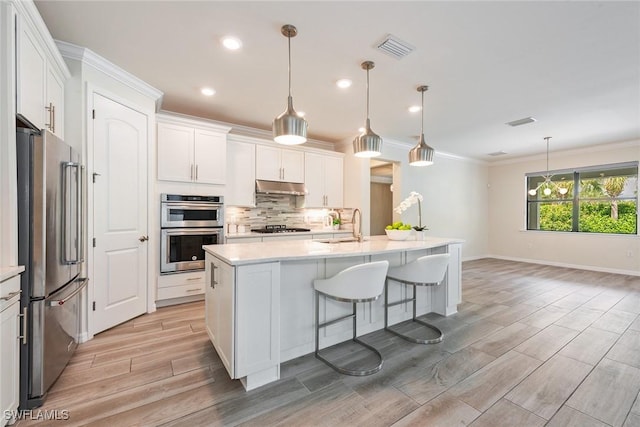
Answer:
[
  {"xmin": 273, "ymin": 24, "xmax": 307, "ymax": 145},
  {"xmin": 409, "ymin": 85, "xmax": 435, "ymax": 166},
  {"xmin": 528, "ymin": 137, "xmax": 569, "ymax": 196},
  {"xmin": 353, "ymin": 61, "xmax": 382, "ymax": 158}
]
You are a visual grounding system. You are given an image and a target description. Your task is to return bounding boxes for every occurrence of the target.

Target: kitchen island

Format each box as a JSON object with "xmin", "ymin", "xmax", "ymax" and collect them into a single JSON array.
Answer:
[{"xmin": 203, "ymin": 235, "xmax": 463, "ymax": 390}]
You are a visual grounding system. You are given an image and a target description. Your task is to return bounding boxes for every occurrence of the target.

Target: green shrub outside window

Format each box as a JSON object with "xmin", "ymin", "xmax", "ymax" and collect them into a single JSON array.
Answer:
[{"xmin": 526, "ymin": 162, "xmax": 638, "ymax": 235}]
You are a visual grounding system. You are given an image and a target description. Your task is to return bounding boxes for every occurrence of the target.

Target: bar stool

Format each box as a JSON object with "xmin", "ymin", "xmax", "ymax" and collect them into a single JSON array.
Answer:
[
  {"xmin": 314, "ymin": 260, "xmax": 389, "ymax": 376},
  {"xmin": 385, "ymin": 253, "xmax": 450, "ymax": 344}
]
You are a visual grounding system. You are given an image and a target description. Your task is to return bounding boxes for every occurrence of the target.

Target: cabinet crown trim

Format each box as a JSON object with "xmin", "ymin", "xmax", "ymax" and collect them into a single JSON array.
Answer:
[
  {"xmin": 157, "ymin": 112, "xmax": 232, "ymax": 134},
  {"xmin": 55, "ymin": 40, "xmax": 164, "ymax": 110}
]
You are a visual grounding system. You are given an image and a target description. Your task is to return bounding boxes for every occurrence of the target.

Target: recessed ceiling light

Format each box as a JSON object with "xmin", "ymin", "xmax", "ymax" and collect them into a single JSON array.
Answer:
[
  {"xmin": 336, "ymin": 79, "xmax": 352, "ymax": 89},
  {"xmin": 221, "ymin": 36, "xmax": 242, "ymax": 50},
  {"xmin": 408, "ymin": 105, "xmax": 421, "ymax": 113},
  {"xmin": 297, "ymin": 111, "xmax": 306, "ymax": 117},
  {"xmin": 201, "ymin": 87, "xmax": 215, "ymax": 96},
  {"xmin": 358, "ymin": 127, "xmax": 365, "ymax": 133}
]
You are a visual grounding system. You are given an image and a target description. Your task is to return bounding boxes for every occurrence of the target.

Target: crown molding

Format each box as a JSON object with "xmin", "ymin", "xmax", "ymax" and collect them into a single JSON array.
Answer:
[
  {"xmin": 489, "ymin": 138, "xmax": 640, "ymax": 167},
  {"xmin": 55, "ymin": 40, "xmax": 164, "ymax": 110},
  {"xmin": 156, "ymin": 111, "xmax": 231, "ymax": 133},
  {"xmin": 13, "ymin": 0, "xmax": 70, "ymax": 79}
]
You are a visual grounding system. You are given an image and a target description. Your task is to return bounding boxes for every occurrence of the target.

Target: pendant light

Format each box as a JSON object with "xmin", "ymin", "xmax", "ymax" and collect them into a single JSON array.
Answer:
[
  {"xmin": 273, "ymin": 24, "xmax": 307, "ymax": 145},
  {"xmin": 409, "ymin": 85, "xmax": 435, "ymax": 166},
  {"xmin": 528, "ymin": 137, "xmax": 569, "ymax": 196},
  {"xmin": 353, "ymin": 61, "xmax": 382, "ymax": 158}
]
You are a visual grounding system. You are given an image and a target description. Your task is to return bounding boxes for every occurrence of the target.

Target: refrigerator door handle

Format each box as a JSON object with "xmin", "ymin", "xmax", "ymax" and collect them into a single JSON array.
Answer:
[
  {"xmin": 62, "ymin": 162, "xmax": 84, "ymax": 265},
  {"xmin": 48, "ymin": 278, "xmax": 89, "ymax": 307}
]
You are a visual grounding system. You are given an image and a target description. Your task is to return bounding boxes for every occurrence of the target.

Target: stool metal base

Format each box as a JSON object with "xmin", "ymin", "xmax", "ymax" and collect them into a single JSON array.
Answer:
[
  {"xmin": 315, "ymin": 337, "xmax": 383, "ymax": 376},
  {"xmin": 385, "ymin": 278, "xmax": 444, "ymax": 345},
  {"xmin": 315, "ymin": 293, "xmax": 384, "ymax": 376},
  {"xmin": 385, "ymin": 319, "xmax": 443, "ymax": 344}
]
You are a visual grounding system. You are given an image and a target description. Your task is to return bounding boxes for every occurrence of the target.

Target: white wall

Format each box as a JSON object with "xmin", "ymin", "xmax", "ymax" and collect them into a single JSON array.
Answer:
[
  {"xmin": 339, "ymin": 140, "xmax": 490, "ymax": 260},
  {"xmin": 488, "ymin": 140, "xmax": 640, "ymax": 275}
]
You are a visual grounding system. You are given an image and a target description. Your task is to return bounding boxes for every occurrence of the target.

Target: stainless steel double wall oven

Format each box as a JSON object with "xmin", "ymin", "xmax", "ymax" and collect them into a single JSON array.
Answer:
[{"xmin": 160, "ymin": 194, "xmax": 224, "ymax": 274}]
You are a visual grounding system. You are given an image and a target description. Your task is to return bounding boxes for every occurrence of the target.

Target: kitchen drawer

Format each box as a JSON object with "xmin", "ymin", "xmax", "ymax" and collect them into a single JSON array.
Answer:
[
  {"xmin": 0, "ymin": 276, "xmax": 21, "ymax": 313},
  {"xmin": 158, "ymin": 271, "xmax": 204, "ymax": 289},
  {"xmin": 157, "ymin": 283, "xmax": 205, "ymax": 300}
]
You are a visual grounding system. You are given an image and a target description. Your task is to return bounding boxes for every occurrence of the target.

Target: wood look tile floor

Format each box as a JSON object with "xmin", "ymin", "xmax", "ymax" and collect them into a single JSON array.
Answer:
[{"xmin": 15, "ymin": 259, "xmax": 640, "ymax": 427}]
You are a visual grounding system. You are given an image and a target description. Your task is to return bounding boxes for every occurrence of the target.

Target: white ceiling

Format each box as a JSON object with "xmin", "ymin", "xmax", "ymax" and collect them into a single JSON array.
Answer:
[{"xmin": 34, "ymin": 1, "xmax": 640, "ymax": 161}]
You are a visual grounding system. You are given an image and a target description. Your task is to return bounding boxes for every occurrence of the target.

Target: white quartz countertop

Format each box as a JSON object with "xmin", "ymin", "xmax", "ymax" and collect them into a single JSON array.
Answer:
[
  {"xmin": 226, "ymin": 229, "xmax": 352, "ymax": 239},
  {"xmin": 0, "ymin": 265, "xmax": 25, "ymax": 282},
  {"xmin": 205, "ymin": 235, "xmax": 464, "ymax": 266}
]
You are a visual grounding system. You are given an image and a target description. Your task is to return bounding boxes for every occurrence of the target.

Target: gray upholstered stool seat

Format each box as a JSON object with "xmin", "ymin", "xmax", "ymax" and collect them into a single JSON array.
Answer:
[
  {"xmin": 385, "ymin": 253, "xmax": 450, "ymax": 344},
  {"xmin": 314, "ymin": 260, "xmax": 389, "ymax": 376}
]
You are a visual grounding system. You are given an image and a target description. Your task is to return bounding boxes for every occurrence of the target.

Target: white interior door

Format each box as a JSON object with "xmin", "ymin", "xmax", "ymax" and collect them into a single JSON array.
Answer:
[{"xmin": 92, "ymin": 93, "xmax": 148, "ymax": 334}]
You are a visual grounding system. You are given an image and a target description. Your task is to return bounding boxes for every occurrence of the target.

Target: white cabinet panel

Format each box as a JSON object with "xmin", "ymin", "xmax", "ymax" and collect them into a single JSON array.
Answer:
[
  {"xmin": 194, "ymin": 130, "xmax": 226, "ymax": 184},
  {"xmin": 256, "ymin": 145, "xmax": 304, "ymax": 183},
  {"xmin": 17, "ymin": 21, "xmax": 46, "ymax": 130},
  {"xmin": 304, "ymin": 153, "xmax": 343, "ymax": 208},
  {"xmin": 16, "ymin": 15, "xmax": 65, "ymax": 138},
  {"xmin": 157, "ymin": 116, "xmax": 229, "ymax": 184},
  {"xmin": 157, "ymin": 123, "xmax": 194, "ymax": 182},
  {"xmin": 1, "ymin": 276, "xmax": 21, "ymax": 426},
  {"xmin": 205, "ymin": 256, "xmax": 235, "ymax": 377},
  {"xmin": 226, "ymin": 140, "xmax": 256, "ymax": 206}
]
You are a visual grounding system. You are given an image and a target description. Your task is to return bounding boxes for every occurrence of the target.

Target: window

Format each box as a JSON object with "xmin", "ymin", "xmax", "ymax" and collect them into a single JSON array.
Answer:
[{"xmin": 526, "ymin": 162, "xmax": 638, "ymax": 235}]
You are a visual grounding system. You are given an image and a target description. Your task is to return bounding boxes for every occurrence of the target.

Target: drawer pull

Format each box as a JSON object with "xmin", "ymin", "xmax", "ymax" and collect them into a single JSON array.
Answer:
[
  {"xmin": 185, "ymin": 288, "xmax": 201, "ymax": 293},
  {"xmin": 0, "ymin": 290, "xmax": 21, "ymax": 301},
  {"xmin": 186, "ymin": 277, "xmax": 201, "ymax": 281}
]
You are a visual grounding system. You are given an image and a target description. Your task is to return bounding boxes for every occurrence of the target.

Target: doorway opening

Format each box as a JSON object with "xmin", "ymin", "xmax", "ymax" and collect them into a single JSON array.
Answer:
[{"xmin": 370, "ymin": 160, "xmax": 397, "ymax": 235}]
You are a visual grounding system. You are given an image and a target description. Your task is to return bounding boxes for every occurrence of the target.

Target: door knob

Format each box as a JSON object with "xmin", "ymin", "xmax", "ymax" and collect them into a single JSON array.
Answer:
[{"xmin": 139, "ymin": 235, "xmax": 149, "ymax": 242}]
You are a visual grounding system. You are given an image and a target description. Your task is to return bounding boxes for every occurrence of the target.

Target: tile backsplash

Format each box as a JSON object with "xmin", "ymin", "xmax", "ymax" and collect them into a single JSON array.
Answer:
[{"xmin": 225, "ymin": 194, "xmax": 353, "ymax": 231}]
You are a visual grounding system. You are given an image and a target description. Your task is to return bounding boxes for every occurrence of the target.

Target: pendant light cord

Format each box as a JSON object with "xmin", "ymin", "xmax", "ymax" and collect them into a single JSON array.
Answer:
[
  {"xmin": 366, "ymin": 68, "xmax": 370, "ymax": 121},
  {"xmin": 421, "ymin": 90, "xmax": 425, "ymax": 135},
  {"xmin": 545, "ymin": 136, "xmax": 551, "ymax": 173},
  {"xmin": 287, "ymin": 34, "xmax": 292, "ymax": 97}
]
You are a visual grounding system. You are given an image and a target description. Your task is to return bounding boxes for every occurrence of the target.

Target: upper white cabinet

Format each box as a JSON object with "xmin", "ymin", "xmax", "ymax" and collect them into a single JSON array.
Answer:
[
  {"xmin": 304, "ymin": 152, "xmax": 343, "ymax": 208},
  {"xmin": 226, "ymin": 139, "xmax": 256, "ymax": 206},
  {"xmin": 256, "ymin": 145, "xmax": 304, "ymax": 183},
  {"xmin": 15, "ymin": 8, "xmax": 68, "ymax": 138},
  {"xmin": 157, "ymin": 114, "xmax": 231, "ymax": 185}
]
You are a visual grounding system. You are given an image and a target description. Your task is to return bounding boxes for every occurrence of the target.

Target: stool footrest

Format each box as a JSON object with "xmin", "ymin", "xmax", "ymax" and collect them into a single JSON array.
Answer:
[
  {"xmin": 315, "ymin": 337, "xmax": 383, "ymax": 376},
  {"xmin": 318, "ymin": 312, "xmax": 355, "ymax": 329},
  {"xmin": 386, "ymin": 297, "xmax": 413, "ymax": 308},
  {"xmin": 385, "ymin": 319, "xmax": 443, "ymax": 344}
]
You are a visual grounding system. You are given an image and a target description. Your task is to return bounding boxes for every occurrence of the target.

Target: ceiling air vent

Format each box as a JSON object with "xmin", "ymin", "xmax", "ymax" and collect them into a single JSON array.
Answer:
[
  {"xmin": 506, "ymin": 117, "xmax": 537, "ymax": 127},
  {"xmin": 488, "ymin": 151, "xmax": 508, "ymax": 157},
  {"xmin": 376, "ymin": 34, "xmax": 415, "ymax": 59}
]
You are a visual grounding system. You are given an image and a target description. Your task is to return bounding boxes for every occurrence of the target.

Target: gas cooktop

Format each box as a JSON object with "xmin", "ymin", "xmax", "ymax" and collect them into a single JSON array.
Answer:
[{"xmin": 252, "ymin": 225, "xmax": 311, "ymax": 234}]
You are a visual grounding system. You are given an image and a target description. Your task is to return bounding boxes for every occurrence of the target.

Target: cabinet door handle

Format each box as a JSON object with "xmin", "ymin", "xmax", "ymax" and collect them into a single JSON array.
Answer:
[
  {"xmin": 139, "ymin": 235, "xmax": 149, "ymax": 242},
  {"xmin": 195, "ymin": 164, "xmax": 199, "ymax": 180},
  {"xmin": 18, "ymin": 306, "xmax": 28, "ymax": 345},
  {"xmin": 52, "ymin": 104, "xmax": 55, "ymax": 133},
  {"xmin": 282, "ymin": 167, "xmax": 285, "ymax": 180},
  {"xmin": 45, "ymin": 103, "xmax": 54, "ymax": 132},
  {"xmin": 210, "ymin": 263, "xmax": 218, "ymax": 289}
]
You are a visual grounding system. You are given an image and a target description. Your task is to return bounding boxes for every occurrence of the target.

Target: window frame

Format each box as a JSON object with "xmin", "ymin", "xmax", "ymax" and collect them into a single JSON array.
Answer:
[{"xmin": 525, "ymin": 161, "xmax": 639, "ymax": 235}]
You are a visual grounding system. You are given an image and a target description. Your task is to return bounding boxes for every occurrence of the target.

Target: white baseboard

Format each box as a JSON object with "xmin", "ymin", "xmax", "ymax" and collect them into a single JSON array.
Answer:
[
  {"xmin": 155, "ymin": 294, "xmax": 204, "ymax": 308},
  {"xmin": 485, "ymin": 254, "xmax": 640, "ymax": 277},
  {"xmin": 77, "ymin": 331, "xmax": 91, "ymax": 344}
]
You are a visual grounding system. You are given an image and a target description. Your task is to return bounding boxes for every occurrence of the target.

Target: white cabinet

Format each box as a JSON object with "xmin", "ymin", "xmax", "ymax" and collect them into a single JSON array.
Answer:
[
  {"xmin": 256, "ymin": 145, "xmax": 304, "ymax": 183},
  {"xmin": 205, "ymin": 254, "xmax": 280, "ymax": 390},
  {"xmin": 16, "ymin": 14, "xmax": 66, "ymax": 137},
  {"xmin": 157, "ymin": 115, "xmax": 231, "ymax": 184},
  {"xmin": 226, "ymin": 140, "xmax": 256, "ymax": 206},
  {"xmin": 157, "ymin": 271, "xmax": 205, "ymax": 301},
  {"xmin": 304, "ymin": 153, "xmax": 343, "ymax": 208},
  {"xmin": 1, "ymin": 275, "xmax": 21, "ymax": 427}
]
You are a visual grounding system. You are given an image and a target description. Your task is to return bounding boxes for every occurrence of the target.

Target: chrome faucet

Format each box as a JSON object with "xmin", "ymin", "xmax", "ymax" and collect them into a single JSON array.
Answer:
[{"xmin": 352, "ymin": 208, "xmax": 363, "ymax": 242}]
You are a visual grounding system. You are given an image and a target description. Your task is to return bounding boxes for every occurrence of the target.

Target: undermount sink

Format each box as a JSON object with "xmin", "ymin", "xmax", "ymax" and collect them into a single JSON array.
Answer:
[{"xmin": 313, "ymin": 237, "xmax": 360, "ymax": 244}]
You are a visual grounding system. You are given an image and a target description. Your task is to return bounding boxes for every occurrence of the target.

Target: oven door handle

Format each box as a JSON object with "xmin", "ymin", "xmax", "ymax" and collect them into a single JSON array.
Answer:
[
  {"xmin": 163, "ymin": 203, "xmax": 223, "ymax": 211},
  {"xmin": 163, "ymin": 228, "xmax": 223, "ymax": 236},
  {"xmin": 48, "ymin": 278, "xmax": 89, "ymax": 306}
]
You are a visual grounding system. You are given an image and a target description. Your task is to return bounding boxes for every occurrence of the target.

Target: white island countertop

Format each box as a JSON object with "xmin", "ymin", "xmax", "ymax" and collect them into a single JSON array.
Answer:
[{"xmin": 204, "ymin": 235, "xmax": 464, "ymax": 266}]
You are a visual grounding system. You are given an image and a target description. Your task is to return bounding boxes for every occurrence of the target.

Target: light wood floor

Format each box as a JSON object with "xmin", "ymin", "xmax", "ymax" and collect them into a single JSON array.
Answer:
[{"xmin": 15, "ymin": 259, "xmax": 640, "ymax": 427}]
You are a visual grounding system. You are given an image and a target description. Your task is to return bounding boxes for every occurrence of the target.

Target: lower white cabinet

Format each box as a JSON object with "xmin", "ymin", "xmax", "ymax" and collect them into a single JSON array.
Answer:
[
  {"xmin": 205, "ymin": 254, "xmax": 280, "ymax": 390},
  {"xmin": 1, "ymin": 275, "xmax": 21, "ymax": 427},
  {"xmin": 157, "ymin": 271, "xmax": 204, "ymax": 301}
]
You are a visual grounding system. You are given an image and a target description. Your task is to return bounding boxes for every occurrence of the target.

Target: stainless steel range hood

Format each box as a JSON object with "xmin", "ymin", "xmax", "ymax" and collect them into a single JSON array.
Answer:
[{"xmin": 255, "ymin": 179, "xmax": 306, "ymax": 196}]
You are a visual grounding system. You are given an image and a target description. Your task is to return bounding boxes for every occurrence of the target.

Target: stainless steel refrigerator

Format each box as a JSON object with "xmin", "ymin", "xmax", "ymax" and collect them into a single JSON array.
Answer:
[{"xmin": 16, "ymin": 128, "xmax": 87, "ymax": 409}]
